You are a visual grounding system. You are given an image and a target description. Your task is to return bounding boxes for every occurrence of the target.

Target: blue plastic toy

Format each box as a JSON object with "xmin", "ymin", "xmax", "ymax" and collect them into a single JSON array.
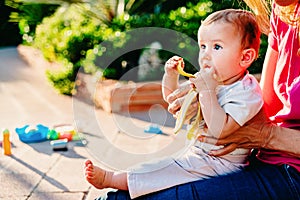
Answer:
[
  {"xmin": 144, "ymin": 124, "xmax": 163, "ymax": 134},
  {"xmin": 16, "ymin": 124, "xmax": 49, "ymax": 143}
]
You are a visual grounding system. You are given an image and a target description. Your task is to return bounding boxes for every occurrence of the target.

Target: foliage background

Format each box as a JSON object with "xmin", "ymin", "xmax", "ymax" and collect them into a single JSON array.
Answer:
[{"xmin": 2, "ymin": 0, "xmax": 268, "ymax": 95}]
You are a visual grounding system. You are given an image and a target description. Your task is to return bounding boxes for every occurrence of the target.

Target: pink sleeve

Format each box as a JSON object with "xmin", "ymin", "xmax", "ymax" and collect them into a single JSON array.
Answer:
[{"xmin": 275, "ymin": 77, "xmax": 300, "ymax": 129}]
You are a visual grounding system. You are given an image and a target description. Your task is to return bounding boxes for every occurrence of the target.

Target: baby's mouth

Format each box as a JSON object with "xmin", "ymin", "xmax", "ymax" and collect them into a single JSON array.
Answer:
[{"xmin": 201, "ymin": 63, "xmax": 212, "ymax": 69}]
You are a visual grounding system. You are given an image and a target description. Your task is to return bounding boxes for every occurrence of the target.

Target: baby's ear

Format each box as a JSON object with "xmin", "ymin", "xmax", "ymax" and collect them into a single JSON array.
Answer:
[{"xmin": 240, "ymin": 48, "xmax": 256, "ymax": 68}]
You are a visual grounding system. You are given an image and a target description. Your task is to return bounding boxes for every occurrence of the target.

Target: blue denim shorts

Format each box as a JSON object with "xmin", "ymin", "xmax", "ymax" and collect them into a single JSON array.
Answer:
[{"xmin": 98, "ymin": 156, "xmax": 300, "ymax": 200}]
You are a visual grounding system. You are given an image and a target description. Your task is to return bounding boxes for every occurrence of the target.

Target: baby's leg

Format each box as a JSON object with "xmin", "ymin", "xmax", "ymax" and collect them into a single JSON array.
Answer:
[{"xmin": 84, "ymin": 160, "xmax": 128, "ymax": 190}]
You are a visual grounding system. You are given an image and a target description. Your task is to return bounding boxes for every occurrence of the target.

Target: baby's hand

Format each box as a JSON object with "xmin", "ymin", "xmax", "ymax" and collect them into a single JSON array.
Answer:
[
  {"xmin": 190, "ymin": 68, "xmax": 218, "ymax": 92},
  {"xmin": 164, "ymin": 56, "xmax": 183, "ymax": 76}
]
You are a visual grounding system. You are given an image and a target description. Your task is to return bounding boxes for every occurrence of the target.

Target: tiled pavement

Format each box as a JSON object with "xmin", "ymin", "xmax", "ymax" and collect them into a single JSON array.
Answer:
[{"xmin": 0, "ymin": 47, "xmax": 187, "ymax": 200}]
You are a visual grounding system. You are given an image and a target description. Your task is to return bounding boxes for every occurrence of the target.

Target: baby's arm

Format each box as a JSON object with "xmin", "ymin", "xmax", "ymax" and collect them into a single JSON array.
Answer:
[
  {"xmin": 162, "ymin": 56, "xmax": 182, "ymax": 101},
  {"xmin": 199, "ymin": 89, "xmax": 240, "ymax": 138},
  {"xmin": 190, "ymin": 68, "xmax": 240, "ymax": 139}
]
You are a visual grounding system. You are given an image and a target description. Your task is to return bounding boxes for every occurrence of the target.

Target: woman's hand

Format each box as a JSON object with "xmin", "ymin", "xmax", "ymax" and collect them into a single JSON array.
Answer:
[
  {"xmin": 166, "ymin": 81, "xmax": 198, "ymax": 121},
  {"xmin": 199, "ymin": 108, "xmax": 274, "ymax": 156}
]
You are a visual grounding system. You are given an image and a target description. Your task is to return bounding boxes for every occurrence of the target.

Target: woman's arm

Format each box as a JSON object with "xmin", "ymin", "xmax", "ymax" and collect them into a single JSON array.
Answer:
[
  {"xmin": 202, "ymin": 108, "xmax": 300, "ymax": 157},
  {"xmin": 267, "ymin": 124, "xmax": 300, "ymax": 157},
  {"xmin": 260, "ymin": 45, "xmax": 283, "ymax": 117}
]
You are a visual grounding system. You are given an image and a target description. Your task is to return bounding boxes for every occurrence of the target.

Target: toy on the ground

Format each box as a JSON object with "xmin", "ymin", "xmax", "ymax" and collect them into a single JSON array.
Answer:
[
  {"xmin": 47, "ymin": 125, "xmax": 80, "ymax": 141},
  {"xmin": 144, "ymin": 124, "xmax": 163, "ymax": 134},
  {"xmin": 16, "ymin": 124, "xmax": 82, "ymax": 144},
  {"xmin": 47, "ymin": 129, "xmax": 59, "ymax": 140},
  {"xmin": 50, "ymin": 138, "xmax": 68, "ymax": 151},
  {"xmin": 54, "ymin": 125, "xmax": 74, "ymax": 141},
  {"xmin": 16, "ymin": 124, "xmax": 49, "ymax": 143},
  {"xmin": 2, "ymin": 128, "xmax": 12, "ymax": 155}
]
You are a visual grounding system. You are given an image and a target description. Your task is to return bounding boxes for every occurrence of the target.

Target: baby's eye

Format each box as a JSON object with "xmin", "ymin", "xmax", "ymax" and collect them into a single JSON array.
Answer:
[
  {"xmin": 200, "ymin": 44, "xmax": 206, "ymax": 50},
  {"xmin": 214, "ymin": 44, "xmax": 222, "ymax": 50}
]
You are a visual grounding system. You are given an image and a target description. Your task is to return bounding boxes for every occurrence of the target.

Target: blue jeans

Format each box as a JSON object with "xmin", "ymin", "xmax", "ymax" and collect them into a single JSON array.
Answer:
[{"xmin": 97, "ymin": 157, "xmax": 300, "ymax": 200}]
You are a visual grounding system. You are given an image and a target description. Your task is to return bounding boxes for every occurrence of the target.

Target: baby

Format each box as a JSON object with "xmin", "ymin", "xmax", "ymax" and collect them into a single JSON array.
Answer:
[{"xmin": 85, "ymin": 8, "xmax": 263, "ymax": 199}]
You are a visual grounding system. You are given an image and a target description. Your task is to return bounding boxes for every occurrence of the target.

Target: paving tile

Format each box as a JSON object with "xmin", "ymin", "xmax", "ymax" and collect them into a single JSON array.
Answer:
[
  {"xmin": 0, "ymin": 171, "xmax": 41, "ymax": 198},
  {"xmin": 35, "ymin": 156, "xmax": 90, "ymax": 193},
  {"xmin": 28, "ymin": 192, "xmax": 85, "ymax": 200},
  {"xmin": 0, "ymin": 47, "xmax": 181, "ymax": 199}
]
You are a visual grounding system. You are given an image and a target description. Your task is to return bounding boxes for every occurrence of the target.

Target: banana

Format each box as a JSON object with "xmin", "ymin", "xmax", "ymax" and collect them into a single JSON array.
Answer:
[
  {"xmin": 173, "ymin": 60, "xmax": 203, "ymax": 139},
  {"xmin": 186, "ymin": 102, "xmax": 202, "ymax": 140},
  {"xmin": 176, "ymin": 60, "xmax": 196, "ymax": 78},
  {"xmin": 174, "ymin": 89, "xmax": 198, "ymax": 132},
  {"xmin": 174, "ymin": 90, "xmax": 203, "ymax": 140}
]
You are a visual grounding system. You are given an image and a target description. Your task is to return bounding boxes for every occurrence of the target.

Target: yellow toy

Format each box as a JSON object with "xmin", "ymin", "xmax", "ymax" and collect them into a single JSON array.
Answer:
[{"xmin": 3, "ymin": 129, "xmax": 12, "ymax": 155}]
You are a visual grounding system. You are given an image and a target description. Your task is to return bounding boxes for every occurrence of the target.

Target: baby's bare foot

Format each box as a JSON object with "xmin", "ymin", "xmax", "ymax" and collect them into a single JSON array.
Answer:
[{"xmin": 84, "ymin": 160, "xmax": 111, "ymax": 189}]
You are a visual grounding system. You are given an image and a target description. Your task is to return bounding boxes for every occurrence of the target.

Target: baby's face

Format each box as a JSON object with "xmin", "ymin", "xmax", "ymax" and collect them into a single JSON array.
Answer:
[{"xmin": 198, "ymin": 22, "xmax": 245, "ymax": 84}]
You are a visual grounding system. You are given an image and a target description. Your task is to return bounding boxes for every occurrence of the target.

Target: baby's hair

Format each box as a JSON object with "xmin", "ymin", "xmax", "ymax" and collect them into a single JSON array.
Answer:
[{"xmin": 201, "ymin": 9, "xmax": 261, "ymax": 58}]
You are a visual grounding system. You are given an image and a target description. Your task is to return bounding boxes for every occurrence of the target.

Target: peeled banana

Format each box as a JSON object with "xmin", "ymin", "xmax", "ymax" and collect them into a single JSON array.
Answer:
[
  {"xmin": 174, "ymin": 90, "xmax": 203, "ymax": 139},
  {"xmin": 174, "ymin": 89, "xmax": 198, "ymax": 134},
  {"xmin": 176, "ymin": 60, "xmax": 196, "ymax": 78},
  {"xmin": 186, "ymin": 101, "xmax": 203, "ymax": 140},
  {"xmin": 174, "ymin": 61, "xmax": 203, "ymax": 139}
]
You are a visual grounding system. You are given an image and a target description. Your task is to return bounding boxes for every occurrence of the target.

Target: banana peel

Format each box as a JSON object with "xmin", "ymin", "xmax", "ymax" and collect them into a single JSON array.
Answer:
[
  {"xmin": 177, "ymin": 60, "xmax": 196, "ymax": 78},
  {"xmin": 174, "ymin": 90, "xmax": 203, "ymax": 140},
  {"xmin": 174, "ymin": 89, "xmax": 198, "ymax": 134},
  {"xmin": 174, "ymin": 60, "xmax": 203, "ymax": 139},
  {"xmin": 174, "ymin": 88, "xmax": 203, "ymax": 139},
  {"xmin": 186, "ymin": 101, "xmax": 203, "ymax": 140}
]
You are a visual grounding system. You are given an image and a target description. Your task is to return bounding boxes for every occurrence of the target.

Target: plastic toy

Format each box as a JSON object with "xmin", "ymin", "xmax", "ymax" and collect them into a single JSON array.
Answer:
[
  {"xmin": 16, "ymin": 124, "xmax": 49, "ymax": 143},
  {"xmin": 16, "ymin": 124, "xmax": 82, "ymax": 144},
  {"xmin": 50, "ymin": 139, "xmax": 68, "ymax": 151},
  {"xmin": 58, "ymin": 132, "xmax": 73, "ymax": 141},
  {"xmin": 144, "ymin": 124, "xmax": 163, "ymax": 134},
  {"xmin": 52, "ymin": 125, "xmax": 80, "ymax": 141},
  {"xmin": 47, "ymin": 129, "xmax": 59, "ymax": 140},
  {"xmin": 54, "ymin": 125, "xmax": 75, "ymax": 135},
  {"xmin": 2, "ymin": 129, "xmax": 12, "ymax": 155}
]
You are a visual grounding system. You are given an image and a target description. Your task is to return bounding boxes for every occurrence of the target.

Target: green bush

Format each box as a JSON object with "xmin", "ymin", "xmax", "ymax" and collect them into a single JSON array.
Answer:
[
  {"xmin": 34, "ymin": 5, "xmax": 103, "ymax": 62},
  {"xmin": 34, "ymin": 5, "xmax": 105, "ymax": 95},
  {"xmin": 46, "ymin": 62, "xmax": 76, "ymax": 95},
  {"xmin": 0, "ymin": 1, "xmax": 22, "ymax": 46},
  {"xmin": 84, "ymin": 1, "xmax": 214, "ymax": 81},
  {"xmin": 32, "ymin": 0, "xmax": 266, "ymax": 95},
  {"xmin": 5, "ymin": 0, "xmax": 58, "ymax": 45}
]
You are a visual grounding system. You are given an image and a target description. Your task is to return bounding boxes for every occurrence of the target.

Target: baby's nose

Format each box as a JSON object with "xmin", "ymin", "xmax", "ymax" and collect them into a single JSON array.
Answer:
[{"xmin": 202, "ymin": 51, "xmax": 211, "ymax": 60}]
